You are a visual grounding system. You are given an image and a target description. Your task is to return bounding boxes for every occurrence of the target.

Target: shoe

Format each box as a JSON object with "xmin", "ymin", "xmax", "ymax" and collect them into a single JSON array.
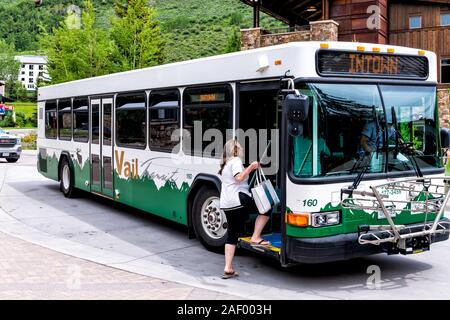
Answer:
[
  {"xmin": 250, "ymin": 239, "xmax": 271, "ymax": 247},
  {"xmin": 221, "ymin": 271, "xmax": 239, "ymax": 279}
]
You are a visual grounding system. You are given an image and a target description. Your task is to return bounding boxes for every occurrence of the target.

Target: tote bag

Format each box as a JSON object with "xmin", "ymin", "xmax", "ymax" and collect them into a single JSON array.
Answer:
[
  {"xmin": 251, "ymin": 169, "xmax": 273, "ymax": 214},
  {"xmin": 259, "ymin": 168, "xmax": 280, "ymax": 207}
]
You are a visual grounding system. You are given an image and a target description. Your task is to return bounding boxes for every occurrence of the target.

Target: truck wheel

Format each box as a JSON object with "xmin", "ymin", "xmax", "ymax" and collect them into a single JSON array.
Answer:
[
  {"xmin": 59, "ymin": 157, "xmax": 76, "ymax": 198},
  {"xmin": 192, "ymin": 186, "xmax": 228, "ymax": 253},
  {"xmin": 6, "ymin": 158, "xmax": 18, "ymax": 163}
]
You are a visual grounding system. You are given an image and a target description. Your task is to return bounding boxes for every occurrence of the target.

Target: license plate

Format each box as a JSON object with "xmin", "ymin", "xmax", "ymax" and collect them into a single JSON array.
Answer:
[
  {"xmin": 2, "ymin": 153, "xmax": 9, "ymax": 157},
  {"xmin": 377, "ymin": 205, "xmax": 397, "ymax": 219}
]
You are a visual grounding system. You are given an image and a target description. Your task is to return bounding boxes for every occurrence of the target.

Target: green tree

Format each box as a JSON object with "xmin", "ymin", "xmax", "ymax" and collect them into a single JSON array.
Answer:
[
  {"xmin": 4, "ymin": 80, "xmax": 33, "ymax": 102},
  {"xmin": 111, "ymin": 0, "xmax": 164, "ymax": 71},
  {"xmin": 224, "ymin": 29, "xmax": 241, "ymax": 53},
  {"xmin": 0, "ymin": 40, "xmax": 20, "ymax": 82},
  {"xmin": 41, "ymin": 0, "xmax": 116, "ymax": 84}
]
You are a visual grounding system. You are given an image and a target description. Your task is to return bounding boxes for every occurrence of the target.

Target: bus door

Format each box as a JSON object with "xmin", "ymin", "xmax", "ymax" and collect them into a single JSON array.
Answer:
[
  {"xmin": 90, "ymin": 97, "xmax": 114, "ymax": 198},
  {"xmin": 237, "ymin": 80, "xmax": 283, "ymax": 256},
  {"xmin": 237, "ymin": 80, "xmax": 281, "ymax": 189}
]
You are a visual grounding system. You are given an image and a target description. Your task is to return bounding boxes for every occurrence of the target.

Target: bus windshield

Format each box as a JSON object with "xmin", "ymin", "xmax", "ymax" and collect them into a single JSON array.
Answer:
[{"xmin": 291, "ymin": 83, "xmax": 441, "ymax": 178}]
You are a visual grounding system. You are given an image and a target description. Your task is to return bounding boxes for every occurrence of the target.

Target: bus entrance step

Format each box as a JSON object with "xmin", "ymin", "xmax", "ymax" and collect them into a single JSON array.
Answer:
[{"xmin": 238, "ymin": 233, "xmax": 281, "ymax": 260}]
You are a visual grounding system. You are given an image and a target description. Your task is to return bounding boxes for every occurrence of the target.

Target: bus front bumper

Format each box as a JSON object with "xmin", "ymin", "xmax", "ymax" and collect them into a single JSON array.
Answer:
[{"xmin": 286, "ymin": 218, "xmax": 450, "ymax": 264}]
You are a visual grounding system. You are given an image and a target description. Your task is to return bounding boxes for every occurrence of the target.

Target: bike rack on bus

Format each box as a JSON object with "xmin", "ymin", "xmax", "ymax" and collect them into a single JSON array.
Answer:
[{"xmin": 340, "ymin": 177, "xmax": 450, "ymax": 252}]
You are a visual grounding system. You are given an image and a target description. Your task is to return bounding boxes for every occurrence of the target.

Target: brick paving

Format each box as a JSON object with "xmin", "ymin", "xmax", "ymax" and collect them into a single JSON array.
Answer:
[{"xmin": 0, "ymin": 231, "xmax": 239, "ymax": 300}]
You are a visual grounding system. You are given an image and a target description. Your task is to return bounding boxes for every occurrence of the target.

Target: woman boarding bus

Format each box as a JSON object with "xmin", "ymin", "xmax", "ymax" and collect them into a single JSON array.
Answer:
[{"xmin": 37, "ymin": 41, "xmax": 450, "ymax": 266}]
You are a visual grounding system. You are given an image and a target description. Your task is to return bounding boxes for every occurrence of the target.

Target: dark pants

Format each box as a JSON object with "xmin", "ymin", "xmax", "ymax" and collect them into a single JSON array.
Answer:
[{"xmin": 223, "ymin": 192, "xmax": 258, "ymax": 245}]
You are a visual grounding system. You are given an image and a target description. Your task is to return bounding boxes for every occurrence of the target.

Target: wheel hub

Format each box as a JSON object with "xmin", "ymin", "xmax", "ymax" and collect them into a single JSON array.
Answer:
[
  {"xmin": 201, "ymin": 197, "xmax": 227, "ymax": 240},
  {"xmin": 62, "ymin": 164, "xmax": 70, "ymax": 191}
]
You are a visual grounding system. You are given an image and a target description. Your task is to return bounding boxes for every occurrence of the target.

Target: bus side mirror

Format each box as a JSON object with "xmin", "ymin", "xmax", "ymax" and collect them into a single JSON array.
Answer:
[
  {"xmin": 441, "ymin": 128, "xmax": 450, "ymax": 148},
  {"xmin": 284, "ymin": 94, "xmax": 309, "ymax": 136}
]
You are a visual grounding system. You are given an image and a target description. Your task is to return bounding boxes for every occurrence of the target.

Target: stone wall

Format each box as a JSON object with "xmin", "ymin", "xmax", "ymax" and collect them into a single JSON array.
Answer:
[
  {"xmin": 260, "ymin": 30, "xmax": 311, "ymax": 47},
  {"xmin": 438, "ymin": 89, "xmax": 450, "ymax": 128},
  {"xmin": 241, "ymin": 20, "xmax": 339, "ymax": 51}
]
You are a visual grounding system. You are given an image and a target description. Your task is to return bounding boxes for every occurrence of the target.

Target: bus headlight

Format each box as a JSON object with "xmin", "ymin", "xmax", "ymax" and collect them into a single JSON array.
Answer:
[{"xmin": 311, "ymin": 211, "xmax": 340, "ymax": 227}]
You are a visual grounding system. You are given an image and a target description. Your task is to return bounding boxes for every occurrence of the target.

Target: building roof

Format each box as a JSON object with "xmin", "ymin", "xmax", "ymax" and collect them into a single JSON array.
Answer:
[
  {"xmin": 15, "ymin": 55, "xmax": 47, "ymax": 65},
  {"xmin": 240, "ymin": 0, "xmax": 450, "ymax": 25},
  {"xmin": 240, "ymin": 0, "xmax": 323, "ymax": 25}
]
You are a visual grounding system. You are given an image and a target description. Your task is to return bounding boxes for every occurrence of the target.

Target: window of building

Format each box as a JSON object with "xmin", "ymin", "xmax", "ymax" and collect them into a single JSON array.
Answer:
[
  {"xmin": 22, "ymin": 64, "xmax": 25, "ymax": 69},
  {"xmin": 116, "ymin": 92, "xmax": 147, "ymax": 149},
  {"xmin": 73, "ymin": 98, "xmax": 89, "ymax": 142},
  {"xmin": 39, "ymin": 65, "xmax": 44, "ymax": 70},
  {"xmin": 28, "ymin": 84, "xmax": 34, "ymax": 89},
  {"xmin": 45, "ymin": 100, "xmax": 57, "ymax": 139},
  {"xmin": 21, "ymin": 71, "xmax": 25, "ymax": 75},
  {"xmin": 58, "ymin": 99, "xmax": 72, "ymax": 140},
  {"xmin": 29, "ymin": 78, "xmax": 33, "ymax": 83},
  {"xmin": 38, "ymin": 72, "xmax": 43, "ymax": 77},
  {"xmin": 183, "ymin": 84, "xmax": 233, "ymax": 157},
  {"xmin": 149, "ymin": 89, "xmax": 180, "ymax": 152},
  {"xmin": 409, "ymin": 16, "xmax": 422, "ymax": 29},
  {"xmin": 21, "ymin": 78, "xmax": 25, "ymax": 82},
  {"xmin": 29, "ymin": 65, "xmax": 34, "ymax": 70},
  {"xmin": 442, "ymin": 59, "xmax": 450, "ymax": 84},
  {"xmin": 29, "ymin": 71, "xmax": 33, "ymax": 76},
  {"xmin": 441, "ymin": 13, "xmax": 450, "ymax": 26}
]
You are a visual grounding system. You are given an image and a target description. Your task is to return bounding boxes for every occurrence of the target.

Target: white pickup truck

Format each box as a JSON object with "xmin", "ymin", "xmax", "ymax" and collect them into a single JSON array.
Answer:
[{"xmin": 0, "ymin": 128, "xmax": 22, "ymax": 163}]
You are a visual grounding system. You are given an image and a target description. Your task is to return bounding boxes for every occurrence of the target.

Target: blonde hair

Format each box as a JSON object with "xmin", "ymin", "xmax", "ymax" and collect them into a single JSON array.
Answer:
[{"xmin": 218, "ymin": 138, "xmax": 243, "ymax": 175}]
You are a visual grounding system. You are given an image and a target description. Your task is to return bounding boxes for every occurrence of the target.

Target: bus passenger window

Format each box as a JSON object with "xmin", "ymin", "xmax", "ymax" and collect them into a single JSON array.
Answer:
[
  {"xmin": 58, "ymin": 99, "xmax": 72, "ymax": 141},
  {"xmin": 149, "ymin": 89, "xmax": 180, "ymax": 153},
  {"xmin": 183, "ymin": 84, "xmax": 233, "ymax": 158},
  {"xmin": 73, "ymin": 98, "xmax": 89, "ymax": 143},
  {"xmin": 45, "ymin": 100, "xmax": 57, "ymax": 139},
  {"xmin": 116, "ymin": 92, "xmax": 146, "ymax": 149}
]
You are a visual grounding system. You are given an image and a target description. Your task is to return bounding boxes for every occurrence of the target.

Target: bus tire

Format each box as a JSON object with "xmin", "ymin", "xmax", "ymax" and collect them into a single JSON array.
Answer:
[
  {"xmin": 59, "ymin": 157, "xmax": 77, "ymax": 198},
  {"xmin": 192, "ymin": 186, "xmax": 228, "ymax": 253}
]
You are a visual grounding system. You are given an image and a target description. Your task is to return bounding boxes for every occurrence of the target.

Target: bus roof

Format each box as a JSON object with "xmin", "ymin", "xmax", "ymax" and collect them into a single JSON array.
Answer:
[{"xmin": 38, "ymin": 41, "xmax": 437, "ymax": 101}]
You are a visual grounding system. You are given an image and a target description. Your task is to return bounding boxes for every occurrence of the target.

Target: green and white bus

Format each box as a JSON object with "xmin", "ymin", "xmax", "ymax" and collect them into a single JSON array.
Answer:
[{"xmin": 37, "ymin": 41, "xmax": 450, "ymax": 265}]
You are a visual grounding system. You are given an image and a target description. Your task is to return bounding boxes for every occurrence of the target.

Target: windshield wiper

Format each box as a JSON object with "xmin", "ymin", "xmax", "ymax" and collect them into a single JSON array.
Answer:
[
  {"xmin": 391, "ymin": 106, "xmax": 423, "ymax": 178},
  {"xmin": 341, "ymin": 106, "xmax": 382, "ymax": 198}
]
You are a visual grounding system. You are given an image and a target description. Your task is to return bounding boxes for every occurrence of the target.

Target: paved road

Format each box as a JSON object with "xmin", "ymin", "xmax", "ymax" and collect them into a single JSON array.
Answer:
[{"xmin": 1, "ymin": 150, "xmax": 450, "ymax": 299}]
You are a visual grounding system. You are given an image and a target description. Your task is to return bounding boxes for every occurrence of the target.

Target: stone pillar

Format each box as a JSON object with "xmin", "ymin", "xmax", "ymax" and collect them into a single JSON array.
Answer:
[
  {"xmin": 438, "ymin": 89, "xmax": 450, "ymax": 128},
  {"xmin": 240, "ymin": 28, "xmax": 262, "ymax": 51},
  {"xmin": 310, "ymin": 20, "xmax": 339, "ymax": 41}
]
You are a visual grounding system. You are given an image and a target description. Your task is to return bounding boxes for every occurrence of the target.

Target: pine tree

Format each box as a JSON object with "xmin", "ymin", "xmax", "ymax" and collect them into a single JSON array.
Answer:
[{"xmin": 111, "ymin": 0, "xmax": 165, "ymax": 71}]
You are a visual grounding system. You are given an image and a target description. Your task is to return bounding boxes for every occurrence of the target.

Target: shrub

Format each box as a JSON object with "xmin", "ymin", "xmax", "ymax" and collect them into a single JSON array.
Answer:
[
  {"xmin": 22, "ymin": 132, "xmax": 37, "ymax": 150},
  {"xmin": 230, "ymin": 12, "xmax": 243, "ymax": 26},
  {"xmin": 28, "ymin": 112, "xmax": 38, "ymax": 127},
  {"xmin": 0, "ymin": 114, "xmax": 15, "ymax": 127},
  {"xmin": 15, "ymin": 112, "xmax": 27, "ymax": 127}
]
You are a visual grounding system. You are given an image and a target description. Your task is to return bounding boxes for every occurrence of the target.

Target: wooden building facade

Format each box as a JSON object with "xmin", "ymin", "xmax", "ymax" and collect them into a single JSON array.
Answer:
[{"xmin": 240, "ymin": 0, "xmax": 450, "ymax": 86}]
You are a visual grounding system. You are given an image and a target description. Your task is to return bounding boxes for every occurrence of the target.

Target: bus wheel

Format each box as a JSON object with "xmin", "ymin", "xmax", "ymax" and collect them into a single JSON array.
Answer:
[
  {"xmin": 192, "ymin": 186, "xmax": 228, "ymax": 252},
  {"xmin": 59, "ymin": 157, "xmax": 76, "ymax": 198}
]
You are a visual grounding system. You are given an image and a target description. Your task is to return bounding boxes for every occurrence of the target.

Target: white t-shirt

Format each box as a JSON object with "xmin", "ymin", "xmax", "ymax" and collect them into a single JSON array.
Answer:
[{"xmin": 219, "ymin": 157, "xmax": 251, "ymax": 210}]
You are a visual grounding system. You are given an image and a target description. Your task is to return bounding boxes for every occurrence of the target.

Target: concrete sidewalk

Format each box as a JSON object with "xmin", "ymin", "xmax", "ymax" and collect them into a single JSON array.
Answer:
[{"xmin": 0, "ymin": 231, "xmax": 239, "ymax": 300}]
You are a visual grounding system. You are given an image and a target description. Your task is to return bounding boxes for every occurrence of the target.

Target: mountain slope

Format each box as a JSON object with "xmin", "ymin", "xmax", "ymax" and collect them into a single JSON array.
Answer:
[{"xmin": 0, "ymin": 0, "xmax": 283, "ymax": 62}]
